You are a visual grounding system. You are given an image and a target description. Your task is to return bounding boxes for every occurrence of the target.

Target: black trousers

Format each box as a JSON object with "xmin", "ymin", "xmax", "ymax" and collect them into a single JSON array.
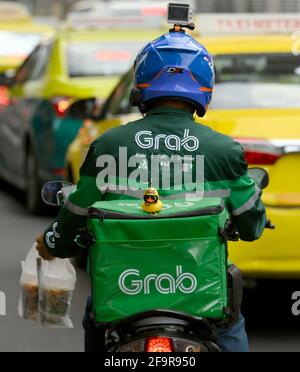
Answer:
[
  {"xmin": 83, "ymin": 297, "xmax": 106, "ymax": 352},
  {"xmin": 84, "ymin": 327, "xmax": 106, "ymax": 352}
]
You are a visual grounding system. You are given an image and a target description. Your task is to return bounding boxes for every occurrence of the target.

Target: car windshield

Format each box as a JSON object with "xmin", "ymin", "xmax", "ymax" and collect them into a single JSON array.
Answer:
[
  {"xmin": 0, "ymin": 32, "xmax": 41, "ymax": 57},
  {"xmin": 212, "ymin": 53, "xmax": 300, "ymax": 109},
  {"xmin": 67, "ymin": 42, "xmax": 142, "ymax": 78}
]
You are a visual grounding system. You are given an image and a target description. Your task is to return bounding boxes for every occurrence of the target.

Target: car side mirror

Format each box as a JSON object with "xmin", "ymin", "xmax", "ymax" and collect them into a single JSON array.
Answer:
[
  {"xmin": 248, "ymin": 167, "xmax": 270, "ymax": 190},
  {"xmin": 0, "ymin": 69, "xmax": 16, "ymax": 87},
  {"xmin": 0, "ymin": 74, "xmax": 6, "ymax": 86},
  {"xmin": 68, "ymin": 98, "xmax": 103, "ymax": 120}
]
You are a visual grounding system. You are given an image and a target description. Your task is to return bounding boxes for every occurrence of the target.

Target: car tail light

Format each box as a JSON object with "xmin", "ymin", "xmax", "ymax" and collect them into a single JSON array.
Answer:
[
  {"xmin": 145, "ymin": 337, "xmax": 174, "ymax": 352},
  {"xmin": 0, "ymin": 86, "xmax": 10, "ymax": 107},
  {"xmin": 235, "ymin": 138, "xmax": 282, "ymax": 165},
  {"xmin": 52, "ymin": 98, "xmax": 71, "ymax": 118}
]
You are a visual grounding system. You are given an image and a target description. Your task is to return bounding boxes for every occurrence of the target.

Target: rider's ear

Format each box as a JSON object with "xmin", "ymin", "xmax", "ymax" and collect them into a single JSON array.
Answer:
[
  {"xmin": 196, "ymin": 106, "xmax": 205, "ymax": 117},
  {"xmin": 130, "ymin": 88, "xmax": 142, "ymax": 107},
  {"xmin": 130, "ymin": 88, "xmax": 148, "ymax": 115}
]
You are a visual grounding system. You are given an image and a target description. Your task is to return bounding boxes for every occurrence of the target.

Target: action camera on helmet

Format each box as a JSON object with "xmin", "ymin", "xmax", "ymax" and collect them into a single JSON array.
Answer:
[
  {"xmin": 167, "ymin": 3, "xmax": 192, "ymax": 26},
  {"xmin": 130, "ymin": 3, "xmax": 214, "ymax": 117}
]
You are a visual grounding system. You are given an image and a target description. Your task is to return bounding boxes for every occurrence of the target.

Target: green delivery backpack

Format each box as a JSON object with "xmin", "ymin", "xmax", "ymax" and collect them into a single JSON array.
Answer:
[{"xmin": 87, "ymin": 198, "xmax": 230, "ymax": 325}]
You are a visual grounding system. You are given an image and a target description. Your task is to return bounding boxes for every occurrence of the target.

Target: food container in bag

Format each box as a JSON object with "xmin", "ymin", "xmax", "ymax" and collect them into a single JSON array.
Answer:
[
  {"xmin": 38, "ymin": 258, "xmax": 77, "ymax": 328},
  {"xmin": 18, "ymin": 245, "xmax": 39, "ymax": 321}
]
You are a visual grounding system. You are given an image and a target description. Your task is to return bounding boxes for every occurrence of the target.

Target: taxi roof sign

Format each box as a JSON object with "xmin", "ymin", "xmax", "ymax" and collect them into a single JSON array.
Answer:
[
  {"xmin": 196, "ymin": 14, "xmax": 300, "ymax": 36},
  {"xmin": 0, "ymin": 1, "xmax": 31, "ymax": 22}
]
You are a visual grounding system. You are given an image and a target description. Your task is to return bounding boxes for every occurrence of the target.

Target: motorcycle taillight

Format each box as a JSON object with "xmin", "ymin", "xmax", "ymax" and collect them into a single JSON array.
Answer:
[
  {"xmin": 145, "ymin": 337, "xmax": 174, "ymax": 352},
  {"xmin": 0, "ymin": 86, "xmax": 10, "ymax": 107}
]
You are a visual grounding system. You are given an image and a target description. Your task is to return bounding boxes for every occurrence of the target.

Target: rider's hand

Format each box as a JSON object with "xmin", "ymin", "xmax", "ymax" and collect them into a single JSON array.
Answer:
[{"xmin": 36, "ymin": 235, "xmax": 55, "ymax": 261}]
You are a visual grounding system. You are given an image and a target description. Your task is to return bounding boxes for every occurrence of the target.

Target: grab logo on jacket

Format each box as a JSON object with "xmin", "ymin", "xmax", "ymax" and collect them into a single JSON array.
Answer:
[
  {"xmin": 135, "ymin": 130, "xmax": 199, "ymax": 152},
  {"xmin": 118, "ymin": 266, "xmax": 198, "ymax": 296}
]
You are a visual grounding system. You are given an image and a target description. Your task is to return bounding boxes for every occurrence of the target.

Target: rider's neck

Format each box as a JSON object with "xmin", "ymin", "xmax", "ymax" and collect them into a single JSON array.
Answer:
[{"xmin": 152, "ymin": 100, "xmax": 195, "ymax": 113}]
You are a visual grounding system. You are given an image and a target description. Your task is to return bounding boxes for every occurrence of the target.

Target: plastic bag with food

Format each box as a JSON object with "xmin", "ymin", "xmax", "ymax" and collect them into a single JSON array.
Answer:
[
  {"xmin": 38, "ymin": 258, "xmax": 77, "ymax": 328},
  {"xmin": 18, "ymin": 244, "xmax": 39, "ymax": 321}
]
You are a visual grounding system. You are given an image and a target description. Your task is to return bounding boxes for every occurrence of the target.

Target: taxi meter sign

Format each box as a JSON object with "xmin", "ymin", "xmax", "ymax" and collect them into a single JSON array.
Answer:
[{"xmin": 196, "ymin": 14, "xmax": 300, "ymax": 36}]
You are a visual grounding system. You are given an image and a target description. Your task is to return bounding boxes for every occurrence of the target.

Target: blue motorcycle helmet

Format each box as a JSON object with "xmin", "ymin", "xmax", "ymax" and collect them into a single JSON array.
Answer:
[{"xmin": 130, "ymin": 31, "xmax": 215, "ymax": 117}]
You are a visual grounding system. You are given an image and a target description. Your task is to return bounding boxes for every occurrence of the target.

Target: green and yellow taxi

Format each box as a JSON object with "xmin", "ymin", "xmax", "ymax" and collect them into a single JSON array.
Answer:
[
  {"xmin": 0, "ymin": 27, "xmax": 162, "ymax": 213},
  {"xmin": 66, "ymin": 34, "xmax": 300, "ymax": 279}
]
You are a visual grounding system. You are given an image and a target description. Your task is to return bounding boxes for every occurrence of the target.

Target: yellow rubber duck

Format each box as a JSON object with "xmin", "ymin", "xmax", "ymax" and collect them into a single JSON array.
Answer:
[{"xmin": 142, "ymin": 188, "xmax": 163, "ymax": 214}]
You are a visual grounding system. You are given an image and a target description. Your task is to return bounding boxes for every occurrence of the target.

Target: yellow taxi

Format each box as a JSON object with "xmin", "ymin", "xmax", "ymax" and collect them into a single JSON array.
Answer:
[
  {"xmin": 201, "ymin": 35, "xmax": 300, "ymax": 278},
  {"xmin": 65, "ymin": 33, "xmax": 300, "ymax": 279}
]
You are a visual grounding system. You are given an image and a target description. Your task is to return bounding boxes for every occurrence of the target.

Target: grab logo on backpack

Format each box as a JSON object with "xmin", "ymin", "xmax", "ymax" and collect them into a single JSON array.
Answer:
[
  {"xmin": 135, "ymin": 130, "xmax": 199, "ymax": 152},
  {"xmin": 118, "ymin": 266, "xmax": 198, "ymax": 296}
]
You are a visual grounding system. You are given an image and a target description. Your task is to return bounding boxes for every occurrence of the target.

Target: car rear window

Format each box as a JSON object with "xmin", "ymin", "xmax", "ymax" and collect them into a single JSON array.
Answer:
[
  {"xmin": 67, "ymin": 42, "xmax": 142, "ymax": 78},
  {"xmin": 212, "ymin": 53, "xmax": 300, "ymax": 109},
  {"xmin": 0, "ymin": 32, "xmax": 41, "ymax": 58}
]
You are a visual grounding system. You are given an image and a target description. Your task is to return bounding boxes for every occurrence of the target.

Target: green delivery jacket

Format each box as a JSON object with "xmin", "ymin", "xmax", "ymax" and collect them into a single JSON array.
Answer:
[{"xmin": 43, "ymin": 107, "xmax": 266, "ymax": 258}]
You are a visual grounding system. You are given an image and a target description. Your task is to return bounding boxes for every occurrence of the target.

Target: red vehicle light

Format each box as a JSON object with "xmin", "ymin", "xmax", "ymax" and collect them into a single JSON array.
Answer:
[
  {"xmin": 146, "ymin": 337, "xmax": 174, "ymax": 353},
  {"xmin": 0, "ymin": 86, "xmax": 10, "ymax": 107},
  {"xmin": 52, "ymin": 98, "xmax": 71, "ymax": 118},
  {"xmin": 235, "ymin": 138, "xmax": 282, "ymax": 165},
  {"xmin": 53, "ymin": 168, "xmax": 66, "ymax": 177},
  {"xmin": 244, "ymin": 151, "xmax": 280, "ymax": 165}
]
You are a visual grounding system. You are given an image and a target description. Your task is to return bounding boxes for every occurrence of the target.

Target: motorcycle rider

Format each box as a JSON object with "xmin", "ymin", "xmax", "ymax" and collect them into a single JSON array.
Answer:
[{"xmin": 36, "ymin": 30, "xmax": 266, "ymax": 352}]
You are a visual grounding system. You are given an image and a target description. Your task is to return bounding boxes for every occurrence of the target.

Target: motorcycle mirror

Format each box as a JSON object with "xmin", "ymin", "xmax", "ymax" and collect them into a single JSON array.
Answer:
[
  {"xmin": 41, "ymin": 181, "xmax": 74, "ymax": 206},
  {"xmin": 248, "ymin": 167, "xmax": 270, "ymax": 190}
]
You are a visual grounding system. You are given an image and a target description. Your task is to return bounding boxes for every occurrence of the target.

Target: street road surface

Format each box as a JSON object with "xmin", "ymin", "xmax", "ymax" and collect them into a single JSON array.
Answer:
[
  {"xmin": 0, "ymin": 180, "xmax": 89, "ymax": 352},
  {"xmin": 0, "ymin": 180, "xmax": 299, "ymax": 352}
]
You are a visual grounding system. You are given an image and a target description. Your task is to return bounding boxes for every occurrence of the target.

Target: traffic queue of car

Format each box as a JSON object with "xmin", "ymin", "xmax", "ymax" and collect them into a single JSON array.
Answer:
[
  {"xmin": 0, "ymin": 4, "xmax": 300, "ymax": 281},
  {"xmin": 0, "ymin": 1, "xmax": 164, "ymax": 213}
]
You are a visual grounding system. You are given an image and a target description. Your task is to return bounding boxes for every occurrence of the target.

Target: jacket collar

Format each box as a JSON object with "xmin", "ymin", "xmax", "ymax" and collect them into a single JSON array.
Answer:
[{"xmin": 147, "ymin": 107, "xmax": 195, "ymax": 120}]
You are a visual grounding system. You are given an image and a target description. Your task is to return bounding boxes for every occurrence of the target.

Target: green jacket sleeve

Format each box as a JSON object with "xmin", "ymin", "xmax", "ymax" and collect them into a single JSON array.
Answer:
[
  {"xmin": 228, "ymin": 143, "xmax": 267, "ymax": 242},
  {"xmin": 43, "ymin": 144, "xmax": 103, "ymax": 258}
]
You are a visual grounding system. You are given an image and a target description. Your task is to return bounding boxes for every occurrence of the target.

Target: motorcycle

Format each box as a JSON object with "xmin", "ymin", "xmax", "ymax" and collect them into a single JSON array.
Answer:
[{"xmin": 41, "ymin": 167, "xmax": 274, "ymax": 353}]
